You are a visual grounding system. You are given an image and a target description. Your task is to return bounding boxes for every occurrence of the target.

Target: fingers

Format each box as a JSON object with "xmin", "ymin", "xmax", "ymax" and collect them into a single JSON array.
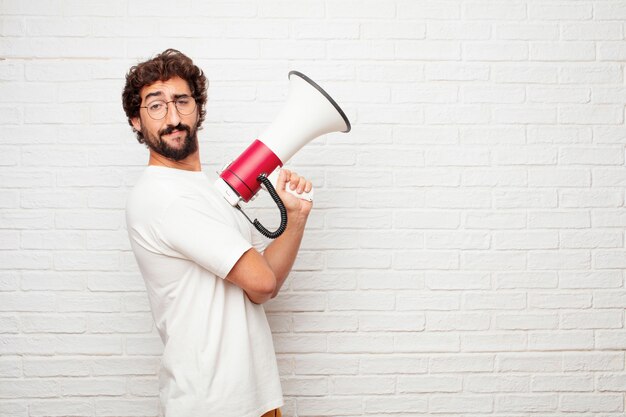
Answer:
[
  {"xmin": 288, "ymin": 172, "xmax": 310, "ymax": 194},
  {"xmin": 278, "ymin": 169, "xmax": 312, "ymax": 195},
  {"xmin": 289, "ymin": 172, "xmax": 299, "ymax": 190},
  {"xmin": 277, "ymin": 168, "xmax": 290, "ymax": 191}
]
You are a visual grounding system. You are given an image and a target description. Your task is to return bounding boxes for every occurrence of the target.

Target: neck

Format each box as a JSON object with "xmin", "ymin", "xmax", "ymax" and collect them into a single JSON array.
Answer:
[{"xmin": 148, "ymin": 149, "xmax": 202, "ymax": 171}]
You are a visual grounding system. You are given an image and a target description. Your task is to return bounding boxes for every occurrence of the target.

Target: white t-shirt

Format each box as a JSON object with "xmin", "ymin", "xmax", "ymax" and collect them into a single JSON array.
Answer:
[{"xmin": 125, "ymin": 165, "xmax": 283, "ymax": 417}]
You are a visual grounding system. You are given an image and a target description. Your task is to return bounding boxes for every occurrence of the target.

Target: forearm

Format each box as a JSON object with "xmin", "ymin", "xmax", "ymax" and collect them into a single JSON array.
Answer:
[{"xmin": 262, "ymin": 211, "xmax": 308, "ymax": 298}]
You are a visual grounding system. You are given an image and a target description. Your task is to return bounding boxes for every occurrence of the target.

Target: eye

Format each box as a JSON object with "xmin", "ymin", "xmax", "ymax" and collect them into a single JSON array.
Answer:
[
  {"xmin": 176, "ymin": 98, "xmax": 190, "ymax": 106},
  {"xmin": 148, "ymin": 101, "xmax": 165, "ymax": 111}
]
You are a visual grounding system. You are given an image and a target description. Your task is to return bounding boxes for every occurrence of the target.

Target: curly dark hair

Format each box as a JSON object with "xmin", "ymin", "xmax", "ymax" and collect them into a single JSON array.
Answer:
[{"xmin": 122, "ymin": 49, "xmax": 208, "ymax": 144}]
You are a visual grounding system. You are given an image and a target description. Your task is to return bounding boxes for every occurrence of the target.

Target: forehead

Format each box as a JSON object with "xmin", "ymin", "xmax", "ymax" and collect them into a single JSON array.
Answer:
[{"xmin": 140, "ymin": 76, "xmax": 192, "ymax": 101}]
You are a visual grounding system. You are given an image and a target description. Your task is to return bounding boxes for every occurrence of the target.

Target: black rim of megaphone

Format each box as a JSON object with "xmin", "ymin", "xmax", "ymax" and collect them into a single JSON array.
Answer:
[{"xmin": 288, "ymin": 71, "xmax": 351, "ymax": 133}]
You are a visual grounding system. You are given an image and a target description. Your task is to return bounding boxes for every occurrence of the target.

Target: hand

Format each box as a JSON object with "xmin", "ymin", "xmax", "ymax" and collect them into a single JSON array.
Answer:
[{"xmin": 275, "ymin": 168, "xmax": 313, "ymax": 218}]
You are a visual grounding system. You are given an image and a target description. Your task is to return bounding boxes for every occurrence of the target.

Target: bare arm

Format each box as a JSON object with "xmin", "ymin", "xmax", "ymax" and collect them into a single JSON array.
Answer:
[
  {"xmin": 263, "ymin": 168, "xmax": 312, "ymax": 298},
  {"xmin": 226, "ymin": 169, "xmax": 312, "ymax": 303},
  {"xmin": 225, "ymin": 248, "xmax": 276, "ymax": 304}
]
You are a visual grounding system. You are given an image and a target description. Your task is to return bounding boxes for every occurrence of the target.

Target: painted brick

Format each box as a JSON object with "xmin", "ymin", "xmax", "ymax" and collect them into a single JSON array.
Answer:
[
  {"xmin": 495, "ymin": 394, "xmax": 558, "ymax": 412},
  {"xmin": 360, "ymin": 355, "xmax": 427, "ymax": 375},
  {"xmin": 430, "ymin": 354, "xmax": 494, "ymax": 373},
  {"xmin": 430, "ymin": 395, "xmax": 493, "ymax": 413},
  {"xmin": 466, "ymin": 374, "xmax": 529, "ymax": 392},
  {"xmin": 497, "ymin": 353, "xmax": 562, "ymax": 372}
]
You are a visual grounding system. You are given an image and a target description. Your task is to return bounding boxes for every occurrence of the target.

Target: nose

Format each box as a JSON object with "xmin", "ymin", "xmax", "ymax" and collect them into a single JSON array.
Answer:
[{"xmin": 164, "ymin": 101, "xmax": 181, "ymax": 126}]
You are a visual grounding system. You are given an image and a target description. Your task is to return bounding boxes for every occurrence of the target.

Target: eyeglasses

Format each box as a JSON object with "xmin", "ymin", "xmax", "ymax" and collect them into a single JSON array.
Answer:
[{"xmin": 140, "ymin": 97, "xmax": 197, "ymax": 120}]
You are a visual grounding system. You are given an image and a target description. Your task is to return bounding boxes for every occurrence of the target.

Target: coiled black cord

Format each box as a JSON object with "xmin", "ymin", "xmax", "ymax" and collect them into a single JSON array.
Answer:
[{"xmin": 235, "ymin": 174, "xmax": 288, "ymax": 239}]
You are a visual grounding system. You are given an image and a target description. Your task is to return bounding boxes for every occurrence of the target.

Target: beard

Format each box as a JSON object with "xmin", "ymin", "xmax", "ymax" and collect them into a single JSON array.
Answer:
[{"xmin": 142, "ymin": 122, "xmax": 199, "ymax": 161}]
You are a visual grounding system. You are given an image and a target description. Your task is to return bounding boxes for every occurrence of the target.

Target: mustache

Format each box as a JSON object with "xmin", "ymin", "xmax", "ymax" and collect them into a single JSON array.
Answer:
[{"xmin": 159, "ymin": 123, "xmax": 191, "ymax": 137}]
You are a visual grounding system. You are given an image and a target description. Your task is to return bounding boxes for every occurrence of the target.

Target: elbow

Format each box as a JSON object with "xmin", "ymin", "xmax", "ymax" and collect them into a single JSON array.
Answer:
[
  {"xmin": 250, "ymin": 271, "xmax": 277, "ymax": 304},
  {"xmin": 259, "ymin": 271, "xmax": 277, "ymax": 299}
]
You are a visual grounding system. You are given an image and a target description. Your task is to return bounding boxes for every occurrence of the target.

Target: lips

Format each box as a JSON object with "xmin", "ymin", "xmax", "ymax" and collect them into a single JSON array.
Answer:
[{"xmin": 160, "ymin": 124, "xmax": 190, "ymax": 138}]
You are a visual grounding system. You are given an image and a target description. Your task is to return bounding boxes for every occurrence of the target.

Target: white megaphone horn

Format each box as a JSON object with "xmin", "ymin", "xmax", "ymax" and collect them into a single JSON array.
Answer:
[{"xmin": 215, "ymin": 71, "xmax": 351, "ymax": 239}]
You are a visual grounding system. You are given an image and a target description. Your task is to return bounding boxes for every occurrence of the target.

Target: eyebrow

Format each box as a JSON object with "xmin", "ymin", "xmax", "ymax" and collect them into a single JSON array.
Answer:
[
  {"xmin": 143, "ymin": 91, "xmax": 191, "ymax": 101},
  {"xmin": 144, "ymin": 91, "xmax": 163, "ymax": 100}
]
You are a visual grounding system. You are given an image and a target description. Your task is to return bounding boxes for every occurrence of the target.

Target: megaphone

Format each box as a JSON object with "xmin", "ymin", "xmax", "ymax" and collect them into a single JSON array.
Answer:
[{"xmin": 214, "ymin": 71, "xmax": 351, "ymax": 239}]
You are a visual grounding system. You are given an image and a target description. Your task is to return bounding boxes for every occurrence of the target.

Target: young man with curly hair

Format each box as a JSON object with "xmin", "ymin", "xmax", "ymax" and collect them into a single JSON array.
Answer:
[{"xmin": 123, "ymin": 49, "xmax": 312, "ymax": 417}]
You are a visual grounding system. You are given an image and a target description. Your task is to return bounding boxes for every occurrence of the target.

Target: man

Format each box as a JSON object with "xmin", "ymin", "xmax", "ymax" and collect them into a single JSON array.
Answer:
[{"xmin": 122, "ymin": 49, "xmax": 312, "ymax": 417}]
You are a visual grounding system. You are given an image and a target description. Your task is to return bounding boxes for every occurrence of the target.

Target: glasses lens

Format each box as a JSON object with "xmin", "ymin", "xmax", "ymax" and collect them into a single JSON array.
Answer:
[
  {"xmin": 175, "ymin": 97, "xmax": 196, "ymax": 115},
  {"xmin": 144, "ymin": 98, "xmax": 196, "ymax": 120},
  {"xmin": 147, "ymin": 101, "xmax": 167, "ymax": 120}
]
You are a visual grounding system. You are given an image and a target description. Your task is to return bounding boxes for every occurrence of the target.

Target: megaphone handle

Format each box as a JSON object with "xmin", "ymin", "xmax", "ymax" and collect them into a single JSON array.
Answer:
[{"xmin": 235, "ymin": 174, "xmax": 288, "ymax": 239}]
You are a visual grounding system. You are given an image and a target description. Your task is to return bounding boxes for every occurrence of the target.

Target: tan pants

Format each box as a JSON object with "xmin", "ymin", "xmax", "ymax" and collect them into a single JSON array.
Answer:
[{"xmin": 260, "ymin": 409, "xmax": 282, "ymax": 417}]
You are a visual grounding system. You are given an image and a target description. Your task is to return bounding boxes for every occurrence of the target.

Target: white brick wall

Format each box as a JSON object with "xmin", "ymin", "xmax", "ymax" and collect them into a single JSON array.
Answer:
[{"xmin": 1, "ymin": 0, "xmax": 626, "ymax": 416}]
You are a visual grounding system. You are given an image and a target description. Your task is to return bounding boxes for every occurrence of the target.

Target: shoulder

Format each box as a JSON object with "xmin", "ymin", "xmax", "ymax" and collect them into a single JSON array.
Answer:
[
  {"xmin": 126, "ymin": 167, "xmax": 231, "ymax": 226},
  {"xmin": 126, "ymin": 168, "xmax": 192, "ymax": 226}
]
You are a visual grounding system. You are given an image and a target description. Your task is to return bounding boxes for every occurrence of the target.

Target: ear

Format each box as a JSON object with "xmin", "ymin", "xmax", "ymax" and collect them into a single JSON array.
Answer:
[{"xmin": 131, "ymin": 116, "xmax": 142, "ymax": 133}]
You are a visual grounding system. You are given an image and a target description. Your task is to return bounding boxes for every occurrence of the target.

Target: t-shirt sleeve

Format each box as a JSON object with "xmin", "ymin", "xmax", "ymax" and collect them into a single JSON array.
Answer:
[
  {"xmin": 250, "ymin": 224, "xmax": 271, "ymax": 254},
  {"xmin": 154, "ymin": 195, "xmax": 252, "ymax": 279}
]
